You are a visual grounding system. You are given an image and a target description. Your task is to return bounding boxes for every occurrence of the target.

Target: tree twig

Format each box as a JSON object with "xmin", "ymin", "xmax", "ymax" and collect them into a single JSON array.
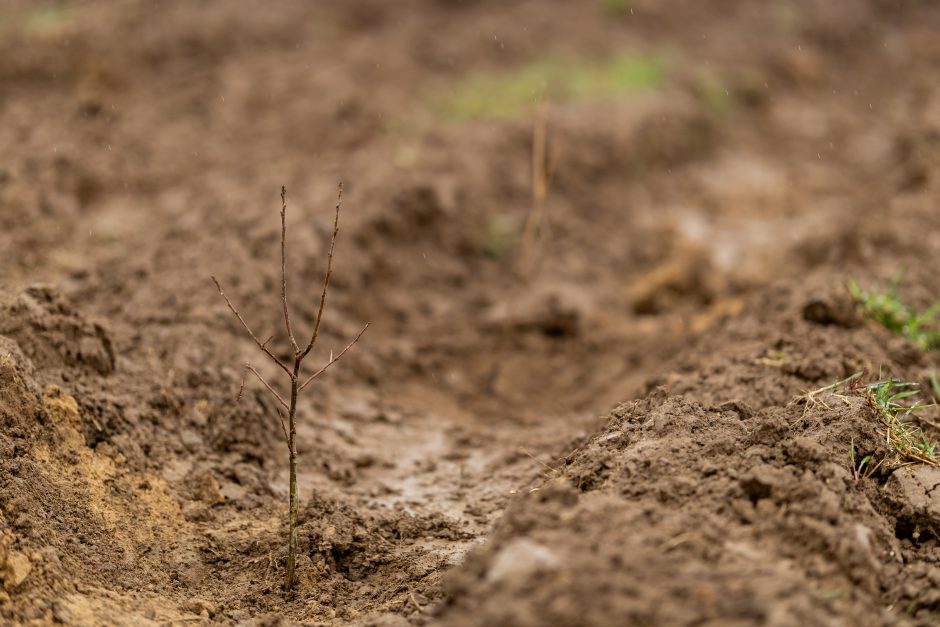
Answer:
[
  {"xmin": 211, "ymin": 276, "xmax": 291, "ymax": 375},
  {"xmin": 275, "ymin": 407, "xmax": 290, "ymax": 447},
  {"xmin": 233, "ymin": 370, "xmax": 247, "ymax": 405},
  {"xmin": 299, "ymin": 323, "xmax": 370, "ymax": 391},
  {"xmin": 300, "ymin": 182, "xmax": 343, "ymax": 359},
  {"xmin": 245, "ymin": 363, "xmax": 289, "ymax": 409},
  {"xmin": 281, "ymin": 186, "xmax": 300, "ymax": 354}
]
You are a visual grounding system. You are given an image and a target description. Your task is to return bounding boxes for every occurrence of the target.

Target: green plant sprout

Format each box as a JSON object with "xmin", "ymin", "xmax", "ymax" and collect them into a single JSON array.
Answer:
[
  {"xmin": 849, "ymin": 437, "xmax": 873, "ymax": 481},
  {"xmin": 848, "ymin": 272, "xmax": 940, "ymax": 351},
  {"xmin": 930, "ymin": 369, "xmax": 940, "ymax": 402}
]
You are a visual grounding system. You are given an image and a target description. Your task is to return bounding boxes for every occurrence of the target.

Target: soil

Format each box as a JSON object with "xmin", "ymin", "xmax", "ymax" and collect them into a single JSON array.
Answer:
[{"xmin": 3, "ymin": 0, "xmax": 940, "ymax": 625}]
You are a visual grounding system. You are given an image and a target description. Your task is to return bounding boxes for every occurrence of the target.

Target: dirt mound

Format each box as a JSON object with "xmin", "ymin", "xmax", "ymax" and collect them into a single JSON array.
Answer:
[
  {"xmin": 0, "ymin": 286, "xmax": 188, "ymax": 623},
  {"xmin": 0, "ymin": 280, "xmax": 465, "ymax": 624},
  {"xmin": 0, "ymin": 286, "xmax": 114, "ymax": 376},
  {"xmin": 437, "ymin": 277, "xmax": 940, "ymax": 626}
]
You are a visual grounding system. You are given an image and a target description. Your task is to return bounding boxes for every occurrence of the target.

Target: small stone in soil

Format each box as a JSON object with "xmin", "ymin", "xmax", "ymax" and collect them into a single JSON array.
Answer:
[{"xmin": 2, "ymin": 551, "xmax": 31, "ymax": 589}]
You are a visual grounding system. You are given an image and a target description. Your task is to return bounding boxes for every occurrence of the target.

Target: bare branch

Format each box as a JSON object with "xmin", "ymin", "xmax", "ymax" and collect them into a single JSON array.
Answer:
[
  {"xmin": 233, "ymin": 371, "xmax": 247, "ymax": 405},
  {"xmin": 300, "ymin": 182, "xmax": 343, "ymax": 359},
  {"xmin": 245, "ymin": 363, "xmax": 289, "ymax": 410},
  {"xmin": 299, "ymin": 322, "xmax": 369, "ymax": 391},
  {"xmin": 211, "ymin": 276, "xmax": 291, "ymax": 375},
  {"xmin": 275, "ymin": 408, "xmax": 290, "ymax": 446},
  {"xmin": 281, "ymin": 186, "xmax": 300, "ymax": 354}
]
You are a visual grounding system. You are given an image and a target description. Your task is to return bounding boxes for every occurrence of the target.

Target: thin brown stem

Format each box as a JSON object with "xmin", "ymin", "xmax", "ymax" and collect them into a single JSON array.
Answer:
[
  {"xmin": 211, "ymin": 276, "xmax": 291, "ymax": 375},
  {"xmin": 299, "ymin": 323, "xmax": 370, "ymax": 391},
  {"xmin": 281, "ymin": 186, "xmax": 300, "ymax": 354},
  {"xmin": 245, "ymin": 363, "xmax": 289, "ymax": 410},
  {"xmin": 285, "ymin": 371, "xmax": 299, "ymax": 590},
  {"xmin": 300, "ymin": 182, "xmax": 343, "ymax": 359},
  {"xmin": 516, "ymin": 103, "xmax": 549, "ymax": 276}
]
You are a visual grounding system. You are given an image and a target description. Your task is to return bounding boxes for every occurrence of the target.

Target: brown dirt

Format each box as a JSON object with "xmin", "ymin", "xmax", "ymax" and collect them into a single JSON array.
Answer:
[{"xmin": 2, "ymin": 0, "xmax": 940, "ymax": 625}]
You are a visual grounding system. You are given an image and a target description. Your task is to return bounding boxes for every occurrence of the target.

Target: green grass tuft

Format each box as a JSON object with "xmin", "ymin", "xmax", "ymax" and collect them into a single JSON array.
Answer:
[
  {"xmin": 865, "ymin": 378, "xmax": 939, "ymax": 468},
  {"xmin": 434, "ymin": 54, "xmax": 664, "ymax": 121},
  {"xmin": 796, "ymin": 372, "xmax": 940, "ymax": 477},
  {"xmin": 848, "ymin": 273, "xmax": 940, "ymax": 351}
]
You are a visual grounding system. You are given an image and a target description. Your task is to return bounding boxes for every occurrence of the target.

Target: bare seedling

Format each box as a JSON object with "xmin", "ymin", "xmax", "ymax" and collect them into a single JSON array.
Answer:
[{"xmin": 212, "ymin": 184, "xmax": 368, "ymax": 590}]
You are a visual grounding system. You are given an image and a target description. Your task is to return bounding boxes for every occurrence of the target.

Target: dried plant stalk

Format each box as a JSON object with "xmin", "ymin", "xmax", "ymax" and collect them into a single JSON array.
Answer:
[{"xmin": 516, "ymin": 102, "xmax": 556, "ymax": 275}]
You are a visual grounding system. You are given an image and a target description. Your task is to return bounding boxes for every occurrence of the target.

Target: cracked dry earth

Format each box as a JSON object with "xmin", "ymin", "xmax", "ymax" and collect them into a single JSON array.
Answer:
[{"xmin": 4, "ymin": 0, "xmax": 940, "ymax": 625}]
